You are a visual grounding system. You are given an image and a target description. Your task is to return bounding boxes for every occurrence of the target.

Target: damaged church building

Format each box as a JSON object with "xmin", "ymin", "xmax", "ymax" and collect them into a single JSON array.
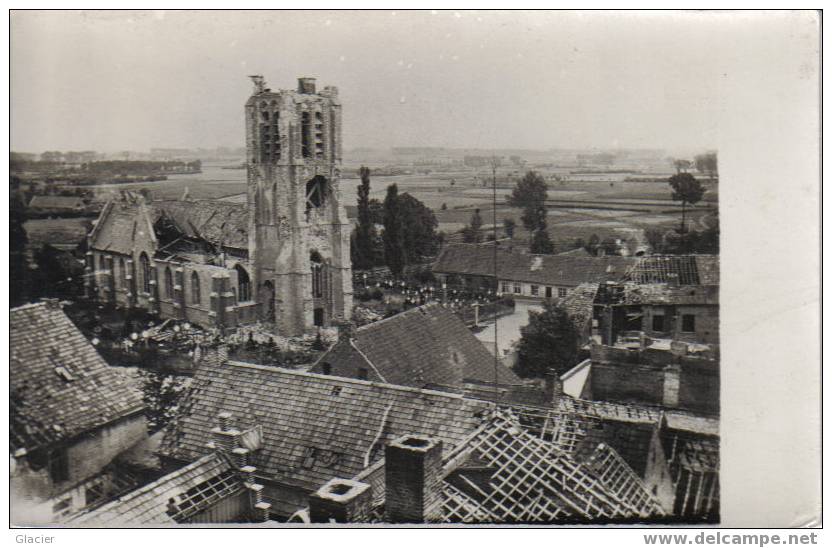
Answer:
[{"xmin": 84, "ymin": 76, "xmax": 353, "ymax": 336}]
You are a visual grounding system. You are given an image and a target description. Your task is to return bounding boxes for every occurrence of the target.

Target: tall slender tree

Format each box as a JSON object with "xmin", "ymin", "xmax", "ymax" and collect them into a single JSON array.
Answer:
[
  {"xmin": 353, "ymin": 166, "xmax": 378, "ymax": 269},
  {"xmin": 382, "ymin": 184, "xmax": 405, "ymax": 277}
]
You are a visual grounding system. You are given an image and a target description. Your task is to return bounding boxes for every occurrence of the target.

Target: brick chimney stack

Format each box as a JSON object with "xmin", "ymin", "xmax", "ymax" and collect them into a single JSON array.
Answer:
[
  {"xmin": 544, "ymin": 368, "xmax": 563, "ymax": 404},
  {"xmin": 384, "ymin": 435, "xmax": 444, "ymax": 523},
  {"xmin": 308, "ymin": 478, "xmax": 373, "ymax": 523}
]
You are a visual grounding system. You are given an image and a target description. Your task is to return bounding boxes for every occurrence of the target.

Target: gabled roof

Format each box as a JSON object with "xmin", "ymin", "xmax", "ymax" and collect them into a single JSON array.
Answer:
[
  {"xmin": 438, "ymin": 411, "xmax": 664, "ymax": 523},
  {"xmin": 433, "ymin": 244, "xmax": 635, "ymax": 287},
  {"xmin": 11, "ymin": 302, "xmax": 145, "ymax": 453},
  {"xmin": 89, "ymin": 198, "xmax": 249, "ymax": 255},
  {"xmin": 28, "ymin": 195, "xmax": 85, "ymax": 209},
  {"xmin": 159, "ymin": 350, "xmax": 493, "ymax": 494},
  {"xmin": 312, "ymin": 304, "xmax": 521, "ymax": 388},
  {"xmin": 70, "ymin": 453, "xmax": 241, "ymax": 525}
]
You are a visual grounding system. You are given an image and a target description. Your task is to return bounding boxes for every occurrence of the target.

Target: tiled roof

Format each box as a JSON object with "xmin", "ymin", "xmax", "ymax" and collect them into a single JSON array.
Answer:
[
  {"xmin": 10, "ymin": 302, "xmax": 145, "ymax": 453},
  {"xmin": 90, "ymin": 201, "xmax": 148, "ymax": 255},
  {"xmin": 625, "ymin": 255, "xmax": 720, "ymax": 286},
  {"xmin": 70, "ymin": 453, "xmax": 241, "ymax": 525},
  {"xmin": 433, "ymin": 244, "xmax": 635, "ymax": 287},
  {"xmin": 159, "ymin": 351, "xmax": 493, "ymax": 493},
  {"xmin": 313, "ymin": 304, "xmax": 521, "ymax": 388},
  {"xmin": 151, "ymin": 200, "xmax": 248, "ymax": 249},
  {"xmin": 558, "ymin": 283, "xmax": 599, "ymax": 332},
  {"xmin": 90, "ymin": 199, "xmax": 249, "ymax": 255},
  {"xmin": 616, "ymin": 283, "xmax": 719, "ymax": 306}
]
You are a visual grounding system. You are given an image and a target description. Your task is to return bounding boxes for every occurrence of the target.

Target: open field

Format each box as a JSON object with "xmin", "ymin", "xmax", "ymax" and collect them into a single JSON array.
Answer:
[{"xmin": 76, "ymin": 161, "xmax": 716, "ymax": 255}]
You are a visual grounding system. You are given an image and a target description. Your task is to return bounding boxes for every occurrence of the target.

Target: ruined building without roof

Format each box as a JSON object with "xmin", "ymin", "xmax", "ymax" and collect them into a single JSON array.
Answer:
[{"xmin": 85, "ymin": 76, "xmax": 352, "ymax": 336}]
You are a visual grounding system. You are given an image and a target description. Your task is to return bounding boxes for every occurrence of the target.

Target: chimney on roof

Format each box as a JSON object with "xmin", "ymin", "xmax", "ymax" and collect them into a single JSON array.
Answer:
[
  {"xmin": 385, "ymin": 435, "xmax": 444, "ymax": 523},
  {"xmin": 543, "ymin": 368, "xmax": 563, "ymax": 404},
  {"xmin": 298, "ymin": 77, "xmax": 317, "ymax": 94},
  {"xmin": 308, "ymin": 478, "xmax": 373, "ymax": 523},
  {"xmin": 662, "ymin": 364, "xmax": 681, "ymax": 408},
  {"xmin": 210, "ymin": 411, "xmax": 242, "ymax": 453}
]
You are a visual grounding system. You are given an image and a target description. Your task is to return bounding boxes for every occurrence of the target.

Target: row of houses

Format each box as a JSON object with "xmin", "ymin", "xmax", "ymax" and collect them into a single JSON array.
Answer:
[{"xmin": 12, "ymin": 289, "xmax": 719, "ymax": 525}]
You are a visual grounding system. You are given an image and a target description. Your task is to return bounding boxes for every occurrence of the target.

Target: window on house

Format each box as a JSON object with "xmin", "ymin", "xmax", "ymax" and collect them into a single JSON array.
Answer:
[
  {"xmin": 681, "ymin": 314, "xmax": 696, "ymax": 333},
  {"xmin": 235, "ymin": 265, "xmax": 251, "ymax": 302},
  {"xmin": 530, "ymin": 285, "xmax": 539, "ymax": 296},
  {"xmin": 558, "ymin": 287, "xmax": 568, "ymax": 298},
  {"xmin": 545, "ymin": 286, "xmax": 553, "ymax": 298},
  {"xmin": 49, "ymin": 447, "xmax": 69, "ymax": 483},
  {"xmin": 164, "ymin": 267, "xmax": 174, "ymax": 299},
  {"xmin": 140, "ymin": 253, "xmax": 151, "ymax": 294},
  {"xmin": 357, "ymin": 367, "xmax": 369, "ymax": 380},
  {"xmin": 513, "ymin": 283, "xmax": 522, "ymax": 294},
  {"xmin": 652, "ymin": 314, "xmax": 665, "ymax": 332},
  {"xmin": 190, "ymin": 272, "xmax": 201, "ymax": 305},
  {"xmin": 501, "ymin": 282, "xmax": 510, "ymax": 294}
]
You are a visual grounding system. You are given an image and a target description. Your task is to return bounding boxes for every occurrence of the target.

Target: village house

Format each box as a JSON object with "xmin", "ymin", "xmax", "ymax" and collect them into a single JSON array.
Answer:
[
  {"xmin": 10, "ymin": 301, "xmax": 148, "ymax": 523},
  {"xmin": 85, "ymin": 76, "xmax": 353, "ymax": 336},
  {"xmin": 28, "ymin": 195, "xmax": 88, "ymax": 215},
  {"xmin": 291, "ymin": 399, "xmax": 720, "ymax": 524},
  {"xmin": 158, "ymin": 348, "xmax": 494, "ymax": 519},
  {"xmin": 432, "ymin": 244, "xmax": 635, "ymax": 301},
  {"xmin": 593, "ymin": 255, "xmax": 720, "ymax": 347},
  {"xmin": 309, "ymin": 303, "xmax": 530, "ymax": 401}
]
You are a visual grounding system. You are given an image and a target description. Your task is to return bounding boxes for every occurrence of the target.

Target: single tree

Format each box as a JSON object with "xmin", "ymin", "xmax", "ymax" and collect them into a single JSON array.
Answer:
[
  {"xmin": 585, "ymin": 233, "xmax": 601, "ymax": 256},
  {"xmin": 508, "ymin": 171, "xmax": 548, "ymax": 232},
  {"xmin": 462, "ymin": 208, "xmax": 483, "ymax": 243},
  {"xmin": 515, "ymin": 300, "xmax": 579, "ymax": 378},
  {"xmin": 397, "ymin": 192, "xmax": 441, "ymax": 262},
  {"xmin": 382, "ymin": 184, "xmax": 405, "ymax": 277},
  {"xmin": 503, "ymin": 217, "xmax": 516, "ymax": 239},
  {"xmin": 530, "ymin": 228, "xmax": 555, "ymax": 254},
  {"xmin": 694, "ymin": 152, "xmax": 718, "ymax": 182},
  {"xmin": 669, "ymin": 172, "xmax": 706, "ymax": 233},
  {"xmin": 644, "ymin": 227, "xmax": 666, "ymax": 254},
  {"xmin": 353, "ymin": 166, "xmax": 377, "ymax": 269},
  {"xmin": 672, "ymin": 159, "xmax": 692, "ymax": 174}
]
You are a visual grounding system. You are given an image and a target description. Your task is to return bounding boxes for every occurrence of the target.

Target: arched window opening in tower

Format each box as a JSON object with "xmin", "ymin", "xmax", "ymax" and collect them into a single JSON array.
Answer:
[
  {"xmin": 301, "ymin": 111, "xmax": 311, "ymax": 158},
  {"xmin": 235, "ymin": 265, "xmax": 252, "ymax": 302},
  {"xmin": 119, "ymin": 258, "xmax": 126, "ymax": 287},
  {"xmin": 164, "ymin": 267, "xmax": 174, "ymax": 299},
  {"xmin": 191, "ymin": 271, "xmax": 201, "ymax": 305},
  {"xmin": 140, "ymin": 253, "xmax": 152, "ymax": 294},
  {"xmin": 306, "ymin": 176, "xmax": 327, "ymax": 210}
]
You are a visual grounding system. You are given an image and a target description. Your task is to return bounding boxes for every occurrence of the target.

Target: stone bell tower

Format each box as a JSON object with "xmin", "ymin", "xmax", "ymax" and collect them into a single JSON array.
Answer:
[{"xmin": 245, "ymin": 75, "xmax": 353, "ymax": 336}]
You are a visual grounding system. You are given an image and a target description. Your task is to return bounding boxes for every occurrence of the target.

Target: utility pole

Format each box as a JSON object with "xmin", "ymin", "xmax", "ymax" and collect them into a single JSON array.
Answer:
[{"xmin": 489, "ymin": 155, "xmax": 500, "ymax": 397}]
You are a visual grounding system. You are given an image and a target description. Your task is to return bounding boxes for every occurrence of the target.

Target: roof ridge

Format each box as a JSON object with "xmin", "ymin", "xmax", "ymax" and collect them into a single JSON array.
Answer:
[
  {"xmin": 354, "ymin": 303, "xmax": 443, "ymax": 333},
  {"xmin": 10, "ymin": 301, "xmax": 49, "ymax": 313},
  {"xmin": 224, "ymin": 359, "xmax": 485, "ymax": 402}
]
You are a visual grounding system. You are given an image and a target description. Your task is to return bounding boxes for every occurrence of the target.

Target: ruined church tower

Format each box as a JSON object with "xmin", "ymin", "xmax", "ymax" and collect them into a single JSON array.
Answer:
[{"xmin": 246, "ymin": 76, "xmax": 353, "ymax": 335}]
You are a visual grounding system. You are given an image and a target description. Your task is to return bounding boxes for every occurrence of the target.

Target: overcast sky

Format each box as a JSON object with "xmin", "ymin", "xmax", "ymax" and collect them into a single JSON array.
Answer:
[{"xmin": 10, "ymin": 10, "xmax": 816, "ymax": 154}]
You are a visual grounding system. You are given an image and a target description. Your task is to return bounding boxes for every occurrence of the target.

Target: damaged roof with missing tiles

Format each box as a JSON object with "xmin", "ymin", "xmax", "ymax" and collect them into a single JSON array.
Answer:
[
  {"xmin": 70, "ymin": 453, "xmax": 242, "ymax": 525},
  {"xmin": 438, "ymin": 411, "xmax": 665, "ymax": 523},
  {"xmin": 159, "ymin": 349, "xmax": 494, "ymax": 494},
  {"xmin": 90, "ymin": 198, "xmax": 249, "ymax": 255},
  {"xmin": 313, "ymin": 303, "xmax": 521, "ymax": 388},
  {"xmin": 433, "ymin": 244, "xmax": 635, "ymax": 287},
  {"xmin": 10, "ymin": 302, "xmax": 145, "ymax": 453},
  {"xmin": 624, "ymin": 255, "xmax": 720, "ymax": 286},
  {"xmin": 558, "ymin": 282, "xmax": 600, "ymax": 332}
]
